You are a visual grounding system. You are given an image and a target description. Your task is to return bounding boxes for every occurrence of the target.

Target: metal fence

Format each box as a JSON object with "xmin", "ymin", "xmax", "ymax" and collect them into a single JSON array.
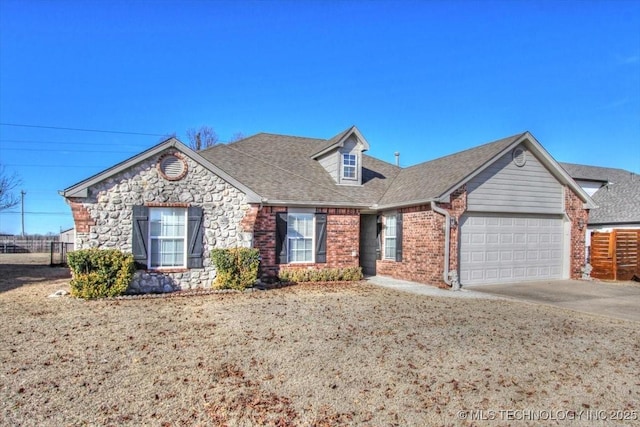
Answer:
[
  {"xmin": 1, "ymin": 238, "xmax": 58, "ymax": 253},
  {"xmin": 50, "ymin": 242, "xmax": 74, "ymax": 266}
]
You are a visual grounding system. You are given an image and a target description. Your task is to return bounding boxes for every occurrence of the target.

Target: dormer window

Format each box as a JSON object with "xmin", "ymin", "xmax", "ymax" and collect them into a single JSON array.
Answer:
[{"xmin": 342, "ymin": 154, "xmax": 357, "ymax": 180}]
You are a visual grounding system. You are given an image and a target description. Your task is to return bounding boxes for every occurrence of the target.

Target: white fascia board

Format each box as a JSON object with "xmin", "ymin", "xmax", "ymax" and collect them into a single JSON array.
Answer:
[
  {"xmin": 311, "ymin": 126, "xmax": 371, "ymax": 159},
  {"xmin": 264, "ymin": 200, "xmax": 370, "ymax": 209},
  {"xmin": 518, "ymin": 133, "xmax": 597, "ymax": 209},
  {"xmin": 186, "ymin": 148, "xmax": 263, "ymax": 203},
  {"xmin": 374, "ymin": 197, "xmax": 437, "ymax": 211},
  {"xmin": 60, "ymin": 138, "xmax": 182, "ymax": 198},
  {"xmin": 435, "ymin": 132, "xmax": 597, "ymax": 209},
  {"xmin": 60, "ymin": 138, "xmax": 264, "ymax": 203}
]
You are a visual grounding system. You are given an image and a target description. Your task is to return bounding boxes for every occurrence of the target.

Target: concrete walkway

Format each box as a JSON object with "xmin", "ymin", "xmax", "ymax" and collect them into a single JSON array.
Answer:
[{"xmin": 365, "ymin": 275, "xmax": 501, "ymax": 299}]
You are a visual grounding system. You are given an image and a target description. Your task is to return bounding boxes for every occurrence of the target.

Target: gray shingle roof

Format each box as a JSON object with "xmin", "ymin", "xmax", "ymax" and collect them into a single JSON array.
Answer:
[
  {"xmin": 199, "ymin": 130, "xmax": 528, "ymax": 208},
  {"xmin": 560, "ymin": 162, "xmax": 632, "ymax": 184},
  {"xmin": 199, "ymin": 132, "xmax": 400, "ymax": 206},
  {"xmin": 378, "ymin": 133, "xmax": 525, "ymax": 207},
  {"xmin": 560, "ymin": 163, "xmax": 640, "ymax": 225},
  {"xmin": 588, "ymin": 175, "xmax": 640, "ymax": 224}
]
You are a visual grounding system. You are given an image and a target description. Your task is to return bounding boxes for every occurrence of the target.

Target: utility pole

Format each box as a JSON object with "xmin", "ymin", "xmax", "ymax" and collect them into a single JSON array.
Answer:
[{"xmin": 21, "ymin": 190, "xmax": 26, "ymax": 237}]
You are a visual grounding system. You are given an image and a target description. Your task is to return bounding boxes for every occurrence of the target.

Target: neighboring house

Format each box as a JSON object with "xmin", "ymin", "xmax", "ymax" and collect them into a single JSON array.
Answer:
[
  {"xmin": 60, "ymin": 127, "xmax": 595, "ymax": 293},
  {"xmin": 59, "ymin": 227, "xmax": 75, "ymax": 244},
  {"xmin": 560, "ymin": 163, "xmax": 640, "ymax": 231},
  {"xmin": 560, "ymin": 163, "xmax": 639, "ymax": 279},
  {"xmin": 560, "ymin": 162, "xmax": 639, "ymax": 267}
]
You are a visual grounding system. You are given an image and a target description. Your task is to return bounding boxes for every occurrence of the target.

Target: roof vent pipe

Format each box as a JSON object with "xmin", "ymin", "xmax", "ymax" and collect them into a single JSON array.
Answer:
[{"xmin": 394, "ymin": 152, "xmax": 400, "ymax": 166}]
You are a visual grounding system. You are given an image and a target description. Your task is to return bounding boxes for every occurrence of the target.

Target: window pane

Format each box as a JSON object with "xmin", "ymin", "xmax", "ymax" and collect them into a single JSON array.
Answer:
[
  {"xmin": 342, "ymin": 154, "xmax": 356, "ymax": 179},
  {"xmin": 287, "ymin": 213, "xmax": 314, "ymax": 263},
  {"xmin": 386, "ymin": 216, "xmax": 396, "ymax": 235},
  {"xmin": 385, "ymin": 238, "xmax": 396, "ymax": 258},
  {"xmin": 385, "ymin": 215, "xmax": 397, "ymax": 259},
  {"xmin": 149, "ymin": 208, "xmax": 186, "ymax": 268},
  {"xmin": 288, "ymin": 237, "xmax": 313, "ymax": 262}
]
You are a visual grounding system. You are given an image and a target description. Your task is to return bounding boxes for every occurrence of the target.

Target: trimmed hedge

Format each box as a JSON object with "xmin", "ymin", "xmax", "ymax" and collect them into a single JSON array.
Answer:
[
  {"xmin": 278, "ymin": 266, "xmax": 363, "ymax": 283},
  {"xmin": 67, "ymin": 248, "xmax": 135, "ymax": 299},
  {"xmin": 211, "ymin": 247, "xmax": 260, "ymax": 291}
]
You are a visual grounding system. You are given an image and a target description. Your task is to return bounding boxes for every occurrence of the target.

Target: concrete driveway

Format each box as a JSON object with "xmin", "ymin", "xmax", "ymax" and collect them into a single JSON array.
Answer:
[{"xmin": 467, "ymin": 280, "xmax": 640, "ymax": 322}]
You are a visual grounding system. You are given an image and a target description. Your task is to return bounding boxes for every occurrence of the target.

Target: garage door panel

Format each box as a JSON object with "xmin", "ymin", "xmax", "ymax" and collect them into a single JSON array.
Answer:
[{"xmin": 460, "ymin": 214, "xmax": 564, "ymax": 286}]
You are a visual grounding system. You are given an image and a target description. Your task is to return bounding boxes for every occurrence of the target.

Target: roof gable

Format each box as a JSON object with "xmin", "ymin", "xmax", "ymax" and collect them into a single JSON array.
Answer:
[
  {"xmin": 61, "ymin": 128, "xmax": 597, "ymax": 212},
  {"xmin": 60, "ymin": 137, "xmax": 262, "ymax": 202},
  {"xmin": 311, "ymin": 126, "xmax": 370, "ymax": 159},
  {"xmin": 199, "ymin": 132, "xmax": 397, "ymax": 206},
  {"xmin": 377, "ymin": 132, "xmax": 596, "ymax": 209}
]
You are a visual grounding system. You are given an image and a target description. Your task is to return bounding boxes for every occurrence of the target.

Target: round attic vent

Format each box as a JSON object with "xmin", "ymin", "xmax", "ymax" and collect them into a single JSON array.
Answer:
[
  {"xmin": 512, "ymin": 147, "xmax": 527, "ymax": 167},
  {"xmin": 158, "ymin": 153, "xmax": 187, "ymax": 181}
]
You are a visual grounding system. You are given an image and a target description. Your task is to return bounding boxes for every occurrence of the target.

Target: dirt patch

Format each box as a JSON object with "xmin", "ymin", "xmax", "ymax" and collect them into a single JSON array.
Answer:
[
  {"xmin": 0, "ymin": 253, "xmax": 71, "ymax": 295},
  {"xmin": 1, "ymin": 260, "xmax": 638, "ymax": 426}
]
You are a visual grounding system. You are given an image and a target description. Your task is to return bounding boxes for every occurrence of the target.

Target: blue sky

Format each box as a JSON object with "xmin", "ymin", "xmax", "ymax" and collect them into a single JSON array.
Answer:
[{"xmin": 0, "ymin": 0, "xmax": 638, "ymax": 235}]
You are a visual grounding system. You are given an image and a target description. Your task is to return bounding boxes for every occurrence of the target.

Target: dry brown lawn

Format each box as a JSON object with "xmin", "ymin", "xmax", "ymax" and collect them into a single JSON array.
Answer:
[{"xmin": 1, "ymin": 254, "xmax": 639, "ymax": 426}]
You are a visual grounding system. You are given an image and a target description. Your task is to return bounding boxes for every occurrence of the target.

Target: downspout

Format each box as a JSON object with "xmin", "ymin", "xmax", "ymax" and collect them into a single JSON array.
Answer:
[{"xmin": 431, "ymin": 201, "xmax": 460, "ymax": 290}]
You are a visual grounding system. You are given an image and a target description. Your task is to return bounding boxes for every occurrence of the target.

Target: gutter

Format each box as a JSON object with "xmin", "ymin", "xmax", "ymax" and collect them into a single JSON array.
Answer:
[{"xmin": 430, "ymin": 201, "xmax": 460, "ymax": 290}]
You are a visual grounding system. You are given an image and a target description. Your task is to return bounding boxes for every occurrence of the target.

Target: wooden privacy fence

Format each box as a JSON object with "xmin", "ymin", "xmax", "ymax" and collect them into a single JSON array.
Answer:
[{"xmin": 590, "ymin": 230, "xmax": 640, "ymax": 281}]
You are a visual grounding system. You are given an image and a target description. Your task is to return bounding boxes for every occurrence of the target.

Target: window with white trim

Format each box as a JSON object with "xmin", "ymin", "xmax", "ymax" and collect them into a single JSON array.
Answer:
[
  {"xmin": 384, "ymin": 215, "xmax": 397, "ymax": 260},
  {"xmin": 149, "ymin": 207, "xmax": 187, "ymax": 268},
  {"xmin": 287, "ymin": 212, "xmax": 314, "ymax": 263},
  {"xmin": 342, "ymin": 153, "xmax": 357, "ymax": 180}
]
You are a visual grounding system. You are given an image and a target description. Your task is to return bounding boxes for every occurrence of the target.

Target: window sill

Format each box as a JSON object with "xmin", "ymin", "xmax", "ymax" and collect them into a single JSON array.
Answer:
[{"xmin": 145, "ymin": 268, "xmax": 189, "ymax": 274}]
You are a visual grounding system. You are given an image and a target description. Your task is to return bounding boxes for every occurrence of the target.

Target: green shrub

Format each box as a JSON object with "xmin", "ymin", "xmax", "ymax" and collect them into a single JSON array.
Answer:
[
  {"xmin": 67, "ymin": 248, "xmax": 135, "ymax": 299},
  {"xmin": 278, "ymin": 266, "xmax": 363, "ymax": 283},
  {"xmin": 211, "ymin": 247, "xmax": 260, "ymax": 291}
]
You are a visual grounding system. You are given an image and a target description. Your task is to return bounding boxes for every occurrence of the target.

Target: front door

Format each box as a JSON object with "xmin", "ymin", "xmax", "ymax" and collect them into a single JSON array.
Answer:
[{"xmin": 359, "ymin": 214, "xmax": 378, "ymax": 276}]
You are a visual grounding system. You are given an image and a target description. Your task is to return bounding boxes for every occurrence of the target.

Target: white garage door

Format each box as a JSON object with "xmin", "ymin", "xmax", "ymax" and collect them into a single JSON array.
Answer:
[{"xmin": 460, "ymin": 214, "xmax": 564, "ymax": 286}]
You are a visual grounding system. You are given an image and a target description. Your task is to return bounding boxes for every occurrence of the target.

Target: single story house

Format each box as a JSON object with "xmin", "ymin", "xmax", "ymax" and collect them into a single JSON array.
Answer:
[
  {"xmin": 60, "ymin": 127, "xmax": 595, "ymax": 293},
  {"xmin": 560, "ymin": 162, "xmax": 639, "ymax": 231}
]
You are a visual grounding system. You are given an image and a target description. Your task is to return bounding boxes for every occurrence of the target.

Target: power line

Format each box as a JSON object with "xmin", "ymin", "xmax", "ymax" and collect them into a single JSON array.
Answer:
[
  {"xmin": 0, "ymin": 138, "xmax": 151, "ymax": 148},
  {"xmin": 0, "ymin": 122, "xmax": 169, "ymax": 137},
  {"xmin": 4, "ymin": 164, "xmax": 111, "ymax": 169},
  {"xmin": 1, "ymin": 147, "xmax": 138, "ymax": 154},
  {"xmin": 1, "ymin": 211, "xmax": 70, "ymax": 216}
]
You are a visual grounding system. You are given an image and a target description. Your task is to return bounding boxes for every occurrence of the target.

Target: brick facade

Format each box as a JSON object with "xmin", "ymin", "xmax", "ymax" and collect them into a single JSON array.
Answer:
[
  {"xmin": 252, "ymin": 206, "xmax": 360, "ymax": 278},
  {"xmin": 253, "ymin": 206, "xmax": 286, "ymax": 277},
  {"xmin": 68, "ymin": 199, "xmax": 96, "ymax": 233},
  {"xmin": 565, "ymin": 186, "xmax": 589, "ymax": 279},
  {"xmin": 375, "ymin": 187, "xmax": 467, "ymax": 287},
  {"xmin": 376, "ymin": 207, "xmax": 445, "ymax": 285},
  {"xmin": 437, "ymin": 187, "xmax": 467, "ymax": 275}
]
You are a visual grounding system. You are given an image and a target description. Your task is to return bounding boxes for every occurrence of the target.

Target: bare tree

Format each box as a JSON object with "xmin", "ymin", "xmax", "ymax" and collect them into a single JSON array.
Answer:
[
  {"xmin": 229, "ymin": 132, "xmax": 246, "ymax": 143},
  {"xmin": 159, "ymin": 132, "xmax": 177, "ymax": 143},
  {"xmin": 186, "ymin": 126, "xmax": 218, "ymax": 150},
  {"xmin": 0, "ymin": 164, "xmax": 21, "ymax": 211}
]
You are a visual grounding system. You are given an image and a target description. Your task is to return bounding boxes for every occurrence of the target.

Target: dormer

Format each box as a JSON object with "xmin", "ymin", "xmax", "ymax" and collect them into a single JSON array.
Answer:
[{"xmin": 312, "ymin": 126, "xmax": 370, "ymax": 186}]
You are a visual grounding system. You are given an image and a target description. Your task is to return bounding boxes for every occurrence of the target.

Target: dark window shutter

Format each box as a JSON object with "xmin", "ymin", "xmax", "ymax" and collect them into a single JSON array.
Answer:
[
  {"xmin": 395, "ymin": 212, "xmax": 403, "ymax": 262},
  {"xmin": 275, "ymin": 212, "xmax": 288, "ymax": 264},
  {"xmin": 315, "ymin": 213, "xmax": 327, "ymax": 263},
  {"xmin": 376, "ymin": 216, "xmax": 382, "ymax": 260},
  {"xmin": 132, "ymin": 205, "xmax": 149, "ymax": 268},
  {"xmin": 187, "ymin": 206, "xmax": 204, "ymax": 268}
]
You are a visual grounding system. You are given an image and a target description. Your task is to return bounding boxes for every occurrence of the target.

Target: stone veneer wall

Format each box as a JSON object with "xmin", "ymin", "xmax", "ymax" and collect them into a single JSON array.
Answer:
[
  {"xmin": 68, "ymin": 148, "xmax": 252, "ymax": 293},
  {"xmin": 564, "ymin": 186, "xmax": 589, "ymax": 279}
]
